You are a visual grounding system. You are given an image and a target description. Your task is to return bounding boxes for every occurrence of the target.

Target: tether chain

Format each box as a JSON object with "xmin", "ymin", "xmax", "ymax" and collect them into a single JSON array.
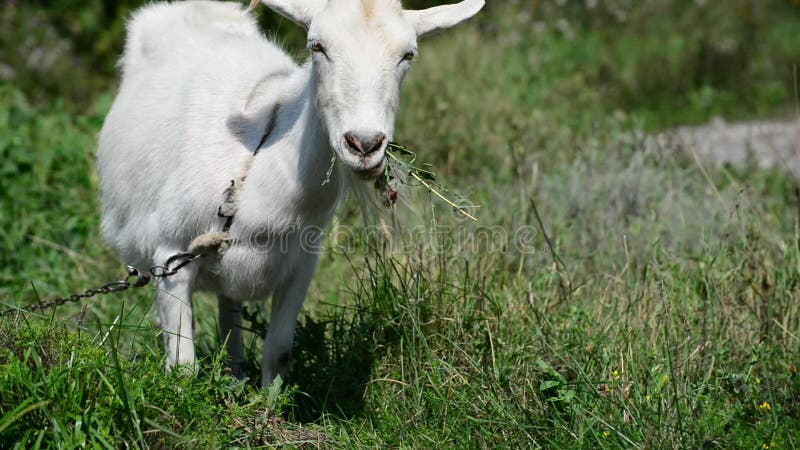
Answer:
[
  {"xmin": 1, "ymin": 150, "xmax": 252, "ymax": 319},
  {"xmin": 0, "ymin": 251, "xmax": 202, "ymax": 318}
]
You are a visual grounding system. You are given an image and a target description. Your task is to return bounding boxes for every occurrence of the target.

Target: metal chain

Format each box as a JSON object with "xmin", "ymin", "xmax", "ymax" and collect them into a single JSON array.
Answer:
[
  {"xmin": 0, "ymin": 251, "xmax": 203, "ymax": 318},
  {"xmin": 1, "ymin": 166, "xmax": 241, "ymax": 319}
]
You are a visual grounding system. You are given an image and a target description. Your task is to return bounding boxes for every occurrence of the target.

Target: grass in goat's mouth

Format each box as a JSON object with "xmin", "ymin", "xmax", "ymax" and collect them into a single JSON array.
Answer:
[{"xmin": 380, "ymin": 142, "xmax": 478, "ymax": 221}]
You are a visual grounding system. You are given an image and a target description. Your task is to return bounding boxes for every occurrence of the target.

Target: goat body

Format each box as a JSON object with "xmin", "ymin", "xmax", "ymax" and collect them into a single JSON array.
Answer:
[{"xmin": 97, "ymin": 0, "xmax": 484, "ymax": 387}]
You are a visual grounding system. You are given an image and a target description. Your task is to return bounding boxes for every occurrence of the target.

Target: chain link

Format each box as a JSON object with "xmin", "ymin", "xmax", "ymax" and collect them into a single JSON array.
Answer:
[
  {"xmin": 0, "ymin": 252, "xmax": 202, "ymax": 318},
  {"xmin": 148, "ymin": 252, "xmax": 202, "ymax": 278}
]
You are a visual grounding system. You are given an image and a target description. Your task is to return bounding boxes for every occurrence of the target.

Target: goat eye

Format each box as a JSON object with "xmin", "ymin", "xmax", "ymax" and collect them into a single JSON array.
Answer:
[
  {"xmin": 310, "ymin": 42, "xmax": 325, "ymax": 53},
  {"xmin": 402, "ymin": 51, "xmax": 415, "ymax": 62}
]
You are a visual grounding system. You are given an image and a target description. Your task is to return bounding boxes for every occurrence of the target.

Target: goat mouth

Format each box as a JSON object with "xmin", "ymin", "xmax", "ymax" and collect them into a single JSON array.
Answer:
[{"xmin": 351, "ymin": 159, "xmax": 386, "ymax": 180}]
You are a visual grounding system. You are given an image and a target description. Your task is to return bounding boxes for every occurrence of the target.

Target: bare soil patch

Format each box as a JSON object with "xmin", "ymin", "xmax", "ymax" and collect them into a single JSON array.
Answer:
[{"xmin": 655, "ymin": 118, "xmax": 800, "ymax": 176}]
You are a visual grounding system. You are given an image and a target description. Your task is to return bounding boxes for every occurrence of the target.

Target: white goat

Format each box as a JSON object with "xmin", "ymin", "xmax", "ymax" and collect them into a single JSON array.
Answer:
[{"xmin": 97, "ymin": 0, "xmax": 484, "ymax": 387}]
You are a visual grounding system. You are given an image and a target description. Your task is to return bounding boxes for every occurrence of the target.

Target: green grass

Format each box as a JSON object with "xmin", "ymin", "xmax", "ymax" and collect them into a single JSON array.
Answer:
[
  {"xmin": 2, "ymin": 1, "xmax": 800, "ymax": 448},
  {"xmin": 0, "ymin": 312, "xmax": 320, "ymax": 448}
]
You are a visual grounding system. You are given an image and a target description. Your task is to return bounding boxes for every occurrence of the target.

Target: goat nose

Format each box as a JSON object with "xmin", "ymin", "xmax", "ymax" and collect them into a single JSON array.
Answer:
[{"xmin": 344, "ymin": 131, "xmax": 387, "ymax": 156}]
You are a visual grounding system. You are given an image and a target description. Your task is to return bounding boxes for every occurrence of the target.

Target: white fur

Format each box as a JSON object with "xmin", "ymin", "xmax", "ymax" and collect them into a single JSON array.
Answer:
[{"xmin": 97, "ymin": 0, "xmax": 484, "ymax": 387}]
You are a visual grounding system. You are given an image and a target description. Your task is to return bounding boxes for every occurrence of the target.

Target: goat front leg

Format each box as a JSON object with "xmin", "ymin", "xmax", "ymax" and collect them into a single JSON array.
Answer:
[
  {"xmin": 155, "ymin": 247, "xmax": 200, "ymax": 371},
  {"xmin": 218, "ymin": 294, "xmax": 243, "ymax": 378},
  {"xmin": 262, "ymin": 254, "xmax": 319, "ymax": 388}
]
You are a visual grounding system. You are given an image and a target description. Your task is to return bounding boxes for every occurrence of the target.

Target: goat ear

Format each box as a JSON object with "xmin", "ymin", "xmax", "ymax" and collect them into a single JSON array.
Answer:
[
  {"xmin": 404, "ymin": 0, "xmax": 485, "ymax": 38},
  {"xmin": 253, "ymin": 0, "xmax": 327, "ymax": 27}
]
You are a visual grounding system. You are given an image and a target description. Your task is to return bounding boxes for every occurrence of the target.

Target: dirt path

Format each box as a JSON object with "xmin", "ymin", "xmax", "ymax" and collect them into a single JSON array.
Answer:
[{"xmin": 655, "ymin": 118, "xmax": 800, "ymax": 177}]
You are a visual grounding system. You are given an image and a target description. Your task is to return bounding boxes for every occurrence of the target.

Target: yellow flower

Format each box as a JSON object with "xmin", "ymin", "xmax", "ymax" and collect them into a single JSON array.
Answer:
[
  {"xmin": 759, "ymin": 401, "xmax": 771, "ymax": 412},
  {"xmin": 612, "ymin": 369, "xmax": 620, "ymax": 379},
  {"xmin": 762, "ymin": 444, "xmax": 770, "ymax": 450},
  {"xmin": 645, "ymin": 394, "xmax": 651, "ymax": 401},
  {"xmin": 602, "ymin": 431, "xmax": 611, "ymax": 439},
  {"xmin": 661, "ymin": 374, "xmax": 669, "ymax": 384}
]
